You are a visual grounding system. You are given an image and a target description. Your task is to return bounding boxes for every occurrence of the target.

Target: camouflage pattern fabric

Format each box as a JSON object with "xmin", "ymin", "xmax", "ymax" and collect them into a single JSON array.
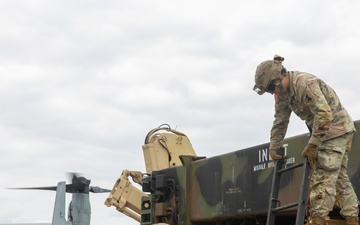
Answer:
[
  {"xmin": 269, "ymin": 71, "xmax": 355, "ymax": 150},
  {"xmin": 310, "ymin": 132, "xmax": 359, "ymax": 218},
  {"xmin": 268, "ymin": 71, "xmax": 358, "ymax": 218}
]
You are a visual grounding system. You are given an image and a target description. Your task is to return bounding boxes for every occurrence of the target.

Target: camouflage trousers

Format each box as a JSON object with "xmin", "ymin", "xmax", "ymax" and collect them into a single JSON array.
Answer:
[{"xmin": 309, "ymin": 132, "xmax": 359, "ymax": 218}]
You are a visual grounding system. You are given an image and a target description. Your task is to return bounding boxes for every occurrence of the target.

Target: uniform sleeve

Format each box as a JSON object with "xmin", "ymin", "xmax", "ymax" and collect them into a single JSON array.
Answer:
[
  {"xmin": 269, "ymin": 95, "xmax": 292, "ymax": 150},
  {"xmin": 301, "ymin": 79, "xmax": 332, "ymax": 145}
]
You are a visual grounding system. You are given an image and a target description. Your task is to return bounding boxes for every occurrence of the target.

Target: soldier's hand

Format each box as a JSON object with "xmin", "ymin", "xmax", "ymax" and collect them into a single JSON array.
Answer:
[
  {"xmin": 269, "ymin": 149, "xmax": 285, "ymax": 162},
  {"xmin": 301, "ymin": 143, "xmax": 318, "ymax": 169}
]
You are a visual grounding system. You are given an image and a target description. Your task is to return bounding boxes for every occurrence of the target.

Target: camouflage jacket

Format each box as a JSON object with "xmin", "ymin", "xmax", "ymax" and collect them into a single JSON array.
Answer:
[{"xmin": 269, "ymin": 71, "xmax": 355, "ymax": 150}]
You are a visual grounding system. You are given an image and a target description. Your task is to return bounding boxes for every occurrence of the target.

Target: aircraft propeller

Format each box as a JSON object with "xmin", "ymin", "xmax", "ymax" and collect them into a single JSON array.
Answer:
[{"xmin": 8, "ymin": 172, "xmax": 111, "ymax": 194}]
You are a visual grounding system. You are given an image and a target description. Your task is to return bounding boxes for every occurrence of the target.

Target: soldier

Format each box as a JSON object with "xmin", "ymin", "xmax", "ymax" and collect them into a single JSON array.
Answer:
[{"xmin": 253, "ymin": 55, "xmax": 359, "ymax": 225}]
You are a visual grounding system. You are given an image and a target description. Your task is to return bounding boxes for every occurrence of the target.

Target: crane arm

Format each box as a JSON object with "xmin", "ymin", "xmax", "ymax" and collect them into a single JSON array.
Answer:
[
  {"xmin": 105, "ymin": 125, "xmax": 197, "ymax": 224},
  {"xmin": 104, "ymin": 170, "xmax": 147, "ymax": 222}
]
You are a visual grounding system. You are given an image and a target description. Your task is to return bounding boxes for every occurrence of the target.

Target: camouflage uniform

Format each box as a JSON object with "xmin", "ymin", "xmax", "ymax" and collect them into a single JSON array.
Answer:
[{"xmin": 269, "ymin": 71, "xmax": 359, "ymax": 218}]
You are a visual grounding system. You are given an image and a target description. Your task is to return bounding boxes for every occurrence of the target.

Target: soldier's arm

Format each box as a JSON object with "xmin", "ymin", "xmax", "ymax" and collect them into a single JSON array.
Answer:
[
  {"xmin": 301, "ymin": 79, "xmax": 332, "ymax": 145},
  {"xmin": 269, "ymin": 95, "xmax": 292, "ymax": 150}
]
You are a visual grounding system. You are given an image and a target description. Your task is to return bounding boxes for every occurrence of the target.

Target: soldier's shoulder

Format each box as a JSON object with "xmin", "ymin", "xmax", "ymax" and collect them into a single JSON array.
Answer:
[
  {"xmin": 292, "ymin": 72, "xmax": 317, "ymax": 87},
  {"xmin": 291, "ymin": 72, "xmax": 319, "ymax": 98}
]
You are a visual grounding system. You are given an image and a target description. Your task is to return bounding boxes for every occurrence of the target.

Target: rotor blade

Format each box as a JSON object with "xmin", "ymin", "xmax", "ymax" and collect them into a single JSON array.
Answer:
[
  {"xmin": 89, "ymin": 186, "xmax": 111, "ymax": 193},
  {"xmin": 8, "ymin": 186, "xmax": 58, "ymax": 191}
]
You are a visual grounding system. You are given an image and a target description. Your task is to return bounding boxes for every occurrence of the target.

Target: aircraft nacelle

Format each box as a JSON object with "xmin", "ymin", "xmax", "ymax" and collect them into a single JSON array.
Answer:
[{"xmin": 68, "ymin": 193, "xmax": 91, "ymax": 225}]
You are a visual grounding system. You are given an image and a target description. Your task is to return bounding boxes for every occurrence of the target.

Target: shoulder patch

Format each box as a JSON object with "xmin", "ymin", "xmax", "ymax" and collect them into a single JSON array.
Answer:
[
  {"xmin": 302, "ymin": 89, "xmax": 317, "ymax": 105},
  {"xmin": 305, "ymin": 94, "xmax": 313, "ymax": 102}
]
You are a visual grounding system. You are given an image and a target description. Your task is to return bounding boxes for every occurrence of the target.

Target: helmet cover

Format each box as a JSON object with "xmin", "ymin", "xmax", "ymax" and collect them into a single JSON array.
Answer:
[{"xmin": 253, "ymin": 55, "xmax": 285, "ymax": 95}]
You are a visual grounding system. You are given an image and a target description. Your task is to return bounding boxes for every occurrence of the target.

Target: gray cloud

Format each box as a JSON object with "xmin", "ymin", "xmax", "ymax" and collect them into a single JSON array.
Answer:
[{"xmin": 1, "ymin": 0, "xmax": 360, "ymax": 224}]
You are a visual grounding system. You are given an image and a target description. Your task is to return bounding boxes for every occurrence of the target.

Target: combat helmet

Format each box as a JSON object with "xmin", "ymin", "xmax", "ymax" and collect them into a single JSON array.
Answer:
[{"xmin": 253, "ymin": 55, "xmax": 286, "ymax": 95}]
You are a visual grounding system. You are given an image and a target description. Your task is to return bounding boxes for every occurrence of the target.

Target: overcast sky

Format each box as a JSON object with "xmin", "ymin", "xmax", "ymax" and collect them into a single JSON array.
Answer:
[{"xmin": 1, "ymin": 1, "xmax": 360, "ymax": 225}]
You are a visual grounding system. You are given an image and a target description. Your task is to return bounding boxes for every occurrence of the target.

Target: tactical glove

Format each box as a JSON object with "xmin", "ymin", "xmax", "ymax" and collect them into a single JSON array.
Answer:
[
  {"xmin": 301, "ymin": 143, "xmax": 318, "ymax": 170},
  {"xmin": 269, "ymin": 149, "xmax": 285, "ymax": 162}
]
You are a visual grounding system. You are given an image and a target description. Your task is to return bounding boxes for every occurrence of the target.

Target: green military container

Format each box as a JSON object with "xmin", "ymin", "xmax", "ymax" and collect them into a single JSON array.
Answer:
[{"xmin": 141, "ymin": 121, "xmax": 360, "ymax": 225}]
